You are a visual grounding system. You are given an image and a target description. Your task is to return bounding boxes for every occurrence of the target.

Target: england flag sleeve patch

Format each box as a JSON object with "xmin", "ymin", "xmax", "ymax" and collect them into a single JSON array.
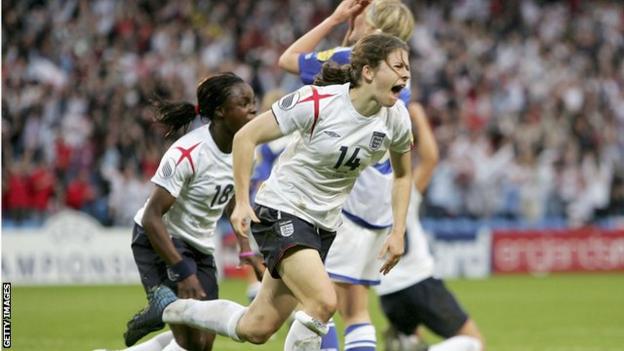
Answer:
[
  {"xmin": 151, "ymin": 143, "xmax": 198, "ymax": 198},
  {"xmin": 271, "ymin": 86, "xmax": 315, "ymax": 136}
]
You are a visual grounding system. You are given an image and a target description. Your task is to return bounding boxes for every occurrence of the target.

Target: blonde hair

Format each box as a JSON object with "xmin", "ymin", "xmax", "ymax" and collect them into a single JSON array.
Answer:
[{"xmin": 365, "ymin": 0, "xmax": 415, "ymax": 42}]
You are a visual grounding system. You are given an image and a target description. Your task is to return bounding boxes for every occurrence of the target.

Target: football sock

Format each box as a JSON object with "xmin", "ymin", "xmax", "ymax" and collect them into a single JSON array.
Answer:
[
  {"xmin": 284, "ymin": 311, "xmax": 328, "ymax": 351},
  {"xmin": 161, "ymin": 338, "xmax": 187, "ymax": 351},
  {"xmin": 163, "ymin": 299, "xmax": 245, "ymax": 342},
  {"xmin": 246, "ymin": 281, "xmax": 262, "ymax": 303},
  {"xmin": 320, "ymin": 318, "xmax": 339, "ymax": 351},
  {"xmin": 124, "ymin": 331, "xmax": 173, "ymax": 351},
  {"xmin": 344, "ymin": 323, "xmax": 376, "ymax": 351},
  {"xmin": 429, "ymin": 336, "xmax": 482, "ymax": 351}
]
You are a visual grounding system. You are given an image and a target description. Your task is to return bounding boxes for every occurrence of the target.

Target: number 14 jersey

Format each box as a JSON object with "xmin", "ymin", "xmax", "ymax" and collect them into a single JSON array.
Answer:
[{"xmin": 255, "ymin": 83, "xmax": 412, "ymax": 232}]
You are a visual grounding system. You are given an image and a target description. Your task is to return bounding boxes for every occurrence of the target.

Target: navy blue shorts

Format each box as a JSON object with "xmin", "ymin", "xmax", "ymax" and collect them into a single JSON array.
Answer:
[
  {"xmin": 380, "ymin": 277, "xmax": 468, "ymax": 338},
  {"xmin": 131, "ymin": 224, "xmax": 218, "ymax": 300},
  {"xmin": 251, "ymin": 205, "xmax": 336, "ymax": 279}
]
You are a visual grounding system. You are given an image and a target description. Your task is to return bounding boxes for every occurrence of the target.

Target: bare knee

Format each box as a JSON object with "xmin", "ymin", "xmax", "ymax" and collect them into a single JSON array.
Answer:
[
  {"xmin": 243, "ymin": 323, "xmax": 279, "ymax": 344},
  {"xmin": 457, "ymin": 319, "xmax": 485, "ymax": 350},
  {"xmin": 305, "ymin": 292, "xmax": 337, "ymax": 322}
]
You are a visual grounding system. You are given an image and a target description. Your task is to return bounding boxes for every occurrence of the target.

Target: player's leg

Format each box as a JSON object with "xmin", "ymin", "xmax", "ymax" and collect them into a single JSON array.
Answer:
[
  {"xmin": 123, "ymin": 331, "xmax": 173, "ymax": 351},
  {"xmin": 426, "ymin": 319, "xmax": 483, "ymax": 351},
  {"xmin": 168, "ymin": 242, "xmax": 220, "ymax": 351},
  {"xmin": 124, "ymin": 225, "xmax": 170, "ymax": 346},
  {"xmin": 324, "ymin": 217, "xmax": 388, "ymax": 350},
  {"xmin": 278, "ymin": 247, "xmax": 337, "ymax": 350},
  {"xmin": 164, "ymin": 206, "xmax": 336, "ymax": 347},
  {"xmin": 334, "ymin": 283, "xmax": 377, "ymax": 351},
  {"xmin": 381, "ymin": 277, "xmax": 484, "ymax": 351},
  {"xmin": 126, "ymin": 225, "xmax": 218, "ymax": 351},
  {"xmin": 161, "ymin": 268, "xmax": 298, "ymax": 343},
  {"xmin": 421, "ymin": 278, "xmax": 483, "ymax": 351}
]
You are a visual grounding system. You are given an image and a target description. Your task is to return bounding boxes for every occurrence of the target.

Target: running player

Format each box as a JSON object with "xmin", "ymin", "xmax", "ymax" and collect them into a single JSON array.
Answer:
[
  {"xmin": 122, "ymin": 73, "xmax": 261, "ymax": 351},
  {"xmin": 278, "ymin": 1, "xmax": 416, "ymax": 349},
  {"xmin": 145, "ymin": 33, "xmax": 414, "ymax": 351}
]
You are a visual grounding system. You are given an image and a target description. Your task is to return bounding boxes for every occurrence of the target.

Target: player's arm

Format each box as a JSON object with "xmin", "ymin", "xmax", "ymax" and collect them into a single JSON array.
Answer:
[
  {"xmin": 142, "ymin": 186, "xmax": 206, "ymax": 298},
  {"xmin": 278, "ymin": 0, "xmax": 368, "ymax": 73},
  {"xmin": 409, "ymin": 102, "xmax": 439, "ymax": 193},
  {"xmin": 230, "ymin": 111, "xmax": 284, "ymax": 237},
  {"xmin": 379, "ymin": 149, "xmax": 412, "ymax": 275},
  {"xmin": 225, "ymin": 198, "xmax": 266, "ymax": 280}
]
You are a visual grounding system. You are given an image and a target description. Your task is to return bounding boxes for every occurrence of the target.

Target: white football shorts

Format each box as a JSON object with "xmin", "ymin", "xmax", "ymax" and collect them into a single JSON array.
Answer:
[{"xmin": 324, "ymin": 214, "xmax": 391, "ymax": 285}]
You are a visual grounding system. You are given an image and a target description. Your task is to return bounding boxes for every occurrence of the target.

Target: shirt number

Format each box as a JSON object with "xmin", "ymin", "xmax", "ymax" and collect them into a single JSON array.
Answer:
[
  {"xmin": 210, "ymin": 184, "xmax": 233, "ymax": 207},
  {"xmin": 334, "ymin": 146, "xmax": 361, "ymax": 171}
]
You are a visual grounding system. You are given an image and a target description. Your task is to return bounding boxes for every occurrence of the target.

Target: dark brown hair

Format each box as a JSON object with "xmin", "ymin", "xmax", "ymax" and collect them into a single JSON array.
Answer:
[
  {"xmin": 314, "ymin": 33, "xmax": 408, "ymax": 87},
  {"xmin": 152, "ymin": 72, "xmax": 244, "ymax": 138}
]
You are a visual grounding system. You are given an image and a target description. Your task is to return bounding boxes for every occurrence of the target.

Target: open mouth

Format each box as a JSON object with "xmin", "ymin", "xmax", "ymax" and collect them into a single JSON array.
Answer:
[{"xmin": 391, "ymin": 84, "xmax": 405, "ymax": 95}]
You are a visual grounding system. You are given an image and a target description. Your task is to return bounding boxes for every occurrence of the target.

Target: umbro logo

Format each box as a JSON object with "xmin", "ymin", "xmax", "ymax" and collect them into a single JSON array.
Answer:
[{"xmin": 323, "ymin": 130, "xmax": 341, "ymax": 138}]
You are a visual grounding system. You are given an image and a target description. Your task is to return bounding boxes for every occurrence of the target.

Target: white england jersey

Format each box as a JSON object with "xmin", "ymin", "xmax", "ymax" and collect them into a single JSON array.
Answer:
[
  {"xmin": 255, "ymin": 83, "xmax": 412, "ymax": 231},
  {"xmin": 342, "ymin": 156, "xmax": 394, "ymax": 228},
  {"xmin": 375, "ymin": 187, "xmax": 435, "ymax": 295},
  {"xmin": 134, "ymin": 124, "xmax": 234, "ymax": 254}
]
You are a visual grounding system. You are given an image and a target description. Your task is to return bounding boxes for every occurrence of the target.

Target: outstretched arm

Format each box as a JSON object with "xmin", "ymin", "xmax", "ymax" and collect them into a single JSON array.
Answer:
[
  {"xmin": 230, "ymin": 111, "xmax": 284, "ymax": 237},
  {"xmin": 278, "ymin": 0, "xmax": 369, "ymax": 73},
  {"xmin": 379, "ymin": 149, "xmax": 412, "ymax": 275},
  {"xmin": 408, "ymin": 102, "xmax": 439, "ymax": 192}
]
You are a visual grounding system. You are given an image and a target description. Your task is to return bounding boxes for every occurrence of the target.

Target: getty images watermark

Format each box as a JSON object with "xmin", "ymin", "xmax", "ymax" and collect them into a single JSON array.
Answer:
[{"xmin": 2, "ymin": 283, "xmax": 10, "ymax": 348}]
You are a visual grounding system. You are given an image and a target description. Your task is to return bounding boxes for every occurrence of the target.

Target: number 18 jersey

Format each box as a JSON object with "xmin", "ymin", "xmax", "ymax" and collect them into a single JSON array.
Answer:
[
  {"xmin": 254, "ymin": 83, "xmax": 412, "ymax": 231},
  {"xmin": 134, "ymin": 124, "xmax": 234, "ymax": 254}
]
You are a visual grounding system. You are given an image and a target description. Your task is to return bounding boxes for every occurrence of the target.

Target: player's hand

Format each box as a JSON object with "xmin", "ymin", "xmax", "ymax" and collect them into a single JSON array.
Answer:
[
  {"xmin": 177, "ymin": 274, "xmax": 206, "ymax": 300},
  {"xmin": 378, "ymin": 231, "xmax": 405, "ymax": 275},
  {"xmin": 230, "ymin": 203, "xmax": 260, "ymax": 238},
  {"xmin": 239, "ymin": 253, "xmax": 266, "ymax": 281},
  {"xmin": 330, "ymin": 0, "xmax": 371, "ymax": 24}
]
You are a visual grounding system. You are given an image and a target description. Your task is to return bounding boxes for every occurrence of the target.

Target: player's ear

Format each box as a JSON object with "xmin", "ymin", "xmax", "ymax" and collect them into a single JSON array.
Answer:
[
  {"xmin": 214, "ymin": 106, "xmax": 225, "ymax": 120},
  {"xmin": 362, "ymin": 64, "xmax": 376, "ymax": 83}
]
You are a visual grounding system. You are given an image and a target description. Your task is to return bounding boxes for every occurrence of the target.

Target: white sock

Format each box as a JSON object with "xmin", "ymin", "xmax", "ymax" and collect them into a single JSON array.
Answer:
[
  {"xmin": 429, "ymin": 336, "xmax": 482, "ymax": 351},
  {"xmin": 161, "ymin": 338, "xmax": 187, "ymax": 351},
  {"xmin": 163, "ymin": 299, "xmax": 246, "ymax": 342},
  {"xmin": 344, "ymin": 323, "xmax": 376, "ymax": 350},
  {"xmin": 124, "ymin": 331, "xmax": 174, "ymax": 351},
  {"xmin": 284, "ymin": 311, "xmax": 327, "ymax": 351}
]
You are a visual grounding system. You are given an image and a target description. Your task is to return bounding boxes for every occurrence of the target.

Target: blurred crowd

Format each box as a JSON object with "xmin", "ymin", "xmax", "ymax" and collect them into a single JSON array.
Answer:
[{"xmin": 2, "ymin": 0, "xmax": 624, "ymax": 228}]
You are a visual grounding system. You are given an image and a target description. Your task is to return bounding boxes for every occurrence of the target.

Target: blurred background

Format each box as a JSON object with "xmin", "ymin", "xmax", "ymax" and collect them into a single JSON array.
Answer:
[{"xmin": 2, "ymin": 0, "xmax": 624, "ymax": 350}]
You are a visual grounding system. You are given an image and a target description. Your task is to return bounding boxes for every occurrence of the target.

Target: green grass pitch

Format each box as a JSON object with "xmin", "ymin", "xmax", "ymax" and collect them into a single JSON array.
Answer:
[{"xmin": 11, "ymin": 274, "xmax": 624, "ymax": 350}]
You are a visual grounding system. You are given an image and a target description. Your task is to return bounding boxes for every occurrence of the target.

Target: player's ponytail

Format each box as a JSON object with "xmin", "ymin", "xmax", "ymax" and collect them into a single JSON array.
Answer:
[
  {"xmin": 151, "ymin": 97, "xmax": 197, "ymax": 138},
  {"xmin": 151, "ymin": 72, "xmax": 245, "ymax": 138},
  {"xmin": 314, "ymin": 62, "xmax": 357, "ymax": 87}
]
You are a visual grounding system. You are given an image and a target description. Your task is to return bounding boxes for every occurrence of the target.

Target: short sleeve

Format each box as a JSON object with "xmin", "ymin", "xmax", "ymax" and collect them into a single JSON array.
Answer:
[
  {"xmin": 151, "ymin": 142, "xmax": 200, "ymax": 198},
  {"xmin": 389, "ymin": 104, "xmax": 413, "ymax": 154},
  {"xmin": 271, "ymin": 86, "xmax": 315, "ymax": 136},
  {"xmin": 298, "ymin": 47, "xmax": 352, "ymax": 84}
]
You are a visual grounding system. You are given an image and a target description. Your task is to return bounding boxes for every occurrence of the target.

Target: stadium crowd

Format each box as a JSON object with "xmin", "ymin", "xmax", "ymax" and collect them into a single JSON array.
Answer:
[{"xmin": 3, "ymin": 0, "xmax": 624, "ymax": 228}]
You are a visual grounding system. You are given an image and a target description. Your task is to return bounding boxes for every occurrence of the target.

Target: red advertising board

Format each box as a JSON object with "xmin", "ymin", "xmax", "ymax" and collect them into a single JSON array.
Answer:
[{"xmin": 492, "ymin": 228, "xmax": 624, "ymax": 273}]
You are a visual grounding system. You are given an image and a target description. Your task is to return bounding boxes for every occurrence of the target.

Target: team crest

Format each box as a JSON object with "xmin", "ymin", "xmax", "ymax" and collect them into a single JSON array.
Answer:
[
  {"xmin": 159, "ymin": 157, "xmax": 177, "ymax": 178},
  {"xmin": 279, "ymin": 220, "xmax": 295, "ymax": 237},
  {"xmin": 278, "ymin": 92, "xmax": 300, "ymax": 111},
  {"xmin": 369, "ymin": 131, "xmax": 386, "ymax": 150},
  {"xmin": 316, "ymin": 48, "xmax": 336, "ymax": 62}
]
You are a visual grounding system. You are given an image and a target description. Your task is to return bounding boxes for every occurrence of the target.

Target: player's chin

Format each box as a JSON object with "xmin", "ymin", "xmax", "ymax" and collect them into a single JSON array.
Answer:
[{"xmin": 381, "ymin": 94, "xmax": 399, "ymax": 107}]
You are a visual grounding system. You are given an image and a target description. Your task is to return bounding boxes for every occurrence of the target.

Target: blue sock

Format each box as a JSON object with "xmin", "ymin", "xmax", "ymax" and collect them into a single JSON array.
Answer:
[
  {"xmin": 320, "ymin": 318, "xmax": 339, "ymax": 351},
  {"xmin": 344, "ymin": 323, "xmax": 376, "ymax": 351}
]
